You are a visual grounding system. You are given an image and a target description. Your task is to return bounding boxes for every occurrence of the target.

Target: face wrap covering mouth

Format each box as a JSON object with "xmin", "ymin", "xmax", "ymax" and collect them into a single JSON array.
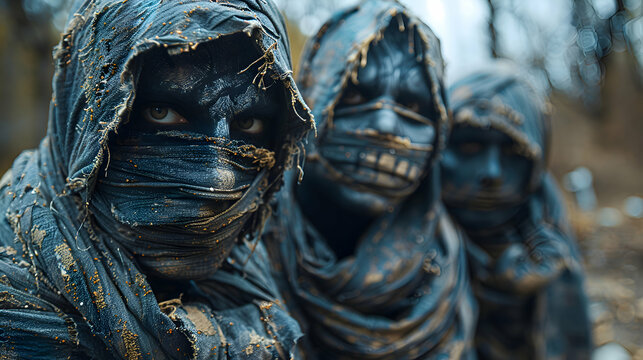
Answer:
[
  {"xmin": 92, "ymin": 130, "xmax": 275, "ymax": 279},
  {"xmin": 312, "ymin": 99, "xmax": 435, "ymax": 198}
]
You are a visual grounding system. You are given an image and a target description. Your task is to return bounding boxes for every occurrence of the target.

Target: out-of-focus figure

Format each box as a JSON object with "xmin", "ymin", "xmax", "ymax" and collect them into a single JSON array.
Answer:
[
  {"xmin": 264, "ymin": 0, "xmax": 477, "ymax": 359},
  {"xmin": 442, "ymin": 64, "xmax": 593, "ymax": 360}
]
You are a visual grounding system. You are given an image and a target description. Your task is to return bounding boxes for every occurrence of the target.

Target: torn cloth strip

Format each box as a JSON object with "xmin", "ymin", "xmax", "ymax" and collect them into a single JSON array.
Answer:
[
  {"xmin": 265, "ymin": 0, "xmax": 477, "ymax": 359},
  {"xmin": 0, "ymin": 0, "xmax": 313, "ymax": 359},
  {"xmin": 445, "ymin": 65, "xmax": 593, "ymax": 359}
]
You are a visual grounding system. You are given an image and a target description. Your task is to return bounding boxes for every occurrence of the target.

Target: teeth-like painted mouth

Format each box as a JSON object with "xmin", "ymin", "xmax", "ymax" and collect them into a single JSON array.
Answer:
[{"xmin": 325, "ymin": 149, "xmax": 425, "ymax": 190}]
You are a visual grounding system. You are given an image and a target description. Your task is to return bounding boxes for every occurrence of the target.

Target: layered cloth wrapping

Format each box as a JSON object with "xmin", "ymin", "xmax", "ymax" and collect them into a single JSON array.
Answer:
[
  {"xmin": 446, "ymin": 66, "xmax": 593, "ymax": 359},
  {"xmin": 0, "ymin": 0, "xmax": 314, "ymax": 359},
  {"xmin": 264, "ymin": 1, "xmax": 477, "ymax": 359}
]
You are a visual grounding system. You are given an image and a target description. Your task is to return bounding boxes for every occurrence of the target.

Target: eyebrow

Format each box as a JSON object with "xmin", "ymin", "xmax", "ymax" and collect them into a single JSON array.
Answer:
[{"xmin": 139, "ymin": 74, "xmax": 246, "ymax": 108}]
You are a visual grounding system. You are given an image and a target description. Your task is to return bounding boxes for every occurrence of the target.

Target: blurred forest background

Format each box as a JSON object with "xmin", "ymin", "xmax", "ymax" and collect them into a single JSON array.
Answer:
[{"xmin": 0, "ymin": 0, "xmax": 641, "ymax": 357}]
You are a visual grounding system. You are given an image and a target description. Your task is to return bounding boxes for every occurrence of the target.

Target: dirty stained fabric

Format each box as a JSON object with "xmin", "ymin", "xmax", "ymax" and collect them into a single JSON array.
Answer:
[
  {"xmin": 264, "ymin": 1, "xmax": 477, "ymax": 359},
  {"xmin": 0, "ymin": 0, "xmax": 313, "ymax": 359},
  {"xmin": 445, "ymin": 66, "xmax": 593, "ymax": 359}
]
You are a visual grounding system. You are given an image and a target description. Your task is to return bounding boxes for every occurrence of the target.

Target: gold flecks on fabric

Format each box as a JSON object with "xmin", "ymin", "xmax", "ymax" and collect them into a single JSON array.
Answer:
[
  {"xmin": 93, "ymin": 284, "xmax": 107, "ymax": 310},
  {"xmin": 242, "ymin": 330, "xmax": 275, "ymax": 356},
  {"xmin": 0, "ymin": 291, "xmax": 21, "ymax": 308},
  {"xmin": 0, "ymin": 343, "xmax": 18, "ymax": 360},
  {"xmin": 0, "ymin": 246, "xmax": 17, "ymax": 256},
  {"xmin": 54, "ymin": 243, "xmax": 75, "ymax": 271},
  {"xmin": 0, "ymin": 275, "xmax": 10, "ymax": 286},
  {"xmin": 30, "ymin": 227, "xmax": 46, "ymax": 249},
  {"xmin": 122, "ymin": 324, "xmax": 142, "ymax": 360},
  {"xmin": 183, "ymin": 305, "xmax": 217, "ymax": 336},
  {"xmin": 134, "ymin": 273, "xmax": 145, "ymax": 288},
  {"xmin": 249, "ymin": 148, "xmax": 276, "ymax": 169}
]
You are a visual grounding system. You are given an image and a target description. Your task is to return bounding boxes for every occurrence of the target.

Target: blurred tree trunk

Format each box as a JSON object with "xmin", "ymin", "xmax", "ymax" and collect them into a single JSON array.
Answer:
[
  {"xmin": 0, "ymin": 2, "xmax": 56, "ymax": 173},
  {"xmin": 487, "ymin": 0, "xmax": 499, "ymax": 59}
]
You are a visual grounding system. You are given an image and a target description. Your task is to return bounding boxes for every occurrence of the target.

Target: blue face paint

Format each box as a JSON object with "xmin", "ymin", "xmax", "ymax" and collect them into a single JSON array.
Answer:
[
  {"xmin": 442, "ymin": 64, "xmax": 593, "ymax": 359},
  {"xmin": 263, "ymin": 2, "xmax": 477, "ymax": 359},
  {"xmin": 92, "ymin": 37, "xmax": 284, "ymax": 279},
  {"xmin": 297, "ymin": 24, "xmax": 441, "ymax": 256},
  {"xmin": 0, "ymin": 1, "xmax": 314, "ymax": 358},
  {"xmin": 442, "ymin": 126, "xmax": 532, "ymax": 230}
]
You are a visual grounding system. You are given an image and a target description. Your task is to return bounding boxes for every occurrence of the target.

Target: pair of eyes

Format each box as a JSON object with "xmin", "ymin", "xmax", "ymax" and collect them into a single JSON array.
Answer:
[
  {"xmin": 457, "ymin": 142, "xmax": 518, "ymax": 155},
  {"xmin": 142, "ymin": 105, "xmax": 264, "ymax": 135},
  {"xmin": 340, "ymin": 90, "xmax": 422, "ymax": 113}
]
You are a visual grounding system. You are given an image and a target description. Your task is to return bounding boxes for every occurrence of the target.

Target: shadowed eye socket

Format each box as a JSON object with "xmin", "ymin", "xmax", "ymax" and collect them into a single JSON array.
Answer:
[
  {"xmin": 142, "ymin": 105, "xmax": 187, "ymax": 125},
  {"xmin": 339, "ymin": 89, "xmax": 366, "ymax": 106},
  {"xmin": 232, "ymin": 117, "xmax": 264, "ymax": 135},
  {"xmin": 404, "ymin": 101, "xmax": 421, "ymax": 113},
  {"xmin": 458, "ymin": 142, "xmax": 482, "ymax": 154},
  {"xmin": 502, "ymin": 143, "xmax": 520, "ymax": 156}
]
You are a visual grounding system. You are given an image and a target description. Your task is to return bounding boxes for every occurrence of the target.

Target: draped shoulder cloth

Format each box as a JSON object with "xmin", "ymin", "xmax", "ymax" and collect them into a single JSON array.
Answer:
[
  {"xmin": 265, "ymin": 1, "xmax": 477, "ymax": 359},
  {"xmin": 0, "ymin": 1, "xmax": 313, "ymax": 359},
  {"xmin": 448, "ymin": 64, "xmax": 593, "ymax": 360}
]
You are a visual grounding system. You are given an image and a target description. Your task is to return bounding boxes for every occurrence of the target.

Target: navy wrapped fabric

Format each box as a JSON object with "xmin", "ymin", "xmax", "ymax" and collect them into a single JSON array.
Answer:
[
  {"xmin": 264, "ymin": 1, "xmax": 478, "ymax": 359},
  {"xmin": 445, "ymin": 64, "xmax": 593, "ymax": 359},
  {"xmin": 0, "ymin": 0, "xmax": 314, "ymax": 358}
]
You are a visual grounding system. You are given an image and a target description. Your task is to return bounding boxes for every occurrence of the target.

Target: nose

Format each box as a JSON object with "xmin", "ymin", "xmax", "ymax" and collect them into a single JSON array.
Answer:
[
  {"xmin": 369, "ymin": 107, "xmax": 400, "ymax": 135},
  {"xmin": 212, "ymin": 118, "xmax": 230, "ymax": 138},
  {"xmin": 479, "ymin": 145, "xmax": 502, "ymax": 188},
  {"xmin": 209, "ymin": 96, "xmax": 232, "ymax": 138}
]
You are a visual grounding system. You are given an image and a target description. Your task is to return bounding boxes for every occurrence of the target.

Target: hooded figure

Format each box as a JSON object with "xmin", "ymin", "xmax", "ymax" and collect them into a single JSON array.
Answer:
[
  {"xmin": 442, "ymin": 64, "xmax": 592, "ymax": 359},
  {"xmin": 264, "ymin": 1, "xmax": 477, "ymax": 359},
  {"xmin": 0, "ymin": 0, "xmax": 314, "ymax": 359}
]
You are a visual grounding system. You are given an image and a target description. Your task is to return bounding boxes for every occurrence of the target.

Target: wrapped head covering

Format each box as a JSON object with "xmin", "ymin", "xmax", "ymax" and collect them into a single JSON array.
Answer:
[
  {"xmin": 264, "ymin": 1, "xmax": 477, "ymax": 359},
  {"xmin": 443, "ymin": 64, "xmax": 593, "ymax": 359},
  {"xmin": 447, "ymin": 63, "xmax": 550, "ymax": 196},
  {"xmin": 0, "ymin": 0, "xmax": 313, "ymax": 358}
]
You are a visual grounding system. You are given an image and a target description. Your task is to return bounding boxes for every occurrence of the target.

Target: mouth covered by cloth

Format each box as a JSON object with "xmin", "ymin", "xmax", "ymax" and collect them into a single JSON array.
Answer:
[
  {"xmin": 92, "ymin": 131, "xmax": 276, "ymax": 279},
  {"xmin": 0, "ymin": 0, "xmax": 314, "ymax": 359}
]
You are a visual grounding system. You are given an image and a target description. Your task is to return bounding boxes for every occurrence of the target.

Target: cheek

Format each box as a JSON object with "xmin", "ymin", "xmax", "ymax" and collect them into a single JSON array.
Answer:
[
  {"xmin": 500, "ymin": 157, "xmax": 532, "ymax": 189},
  {"xmin": 331, "ymin": 113, "xmax": 370, "ymax": 132},
  {"xmin": 441, "ymin": 151, "xmax": 479, "ymax": 187},
  {"xmin": 401, "ymin": 122, "xmax": 435, "ymax": 144}
]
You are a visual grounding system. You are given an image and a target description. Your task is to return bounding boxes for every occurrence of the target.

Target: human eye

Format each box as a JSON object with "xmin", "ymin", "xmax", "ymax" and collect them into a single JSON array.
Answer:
[
  {"xmin": 458, "ymin": 142, "xmax": 482, "ymax": 154},
  {"xmin": 502, "ymin": 143, "xmax": 523, "ymax": 157},
  {"xmin": 231, "ymin": 117, "xmax": 264, "ymax": 135},
  {"xmin": 339, "ymin": 88, "xmax": 366, "ymax": 106},
  {"xmin": 404, "ymin": 101, "xmax": 421, "ymax": 113},
  {"xmin": 142, "ymin": 105, "xmax": 187, "ymax": 125}
]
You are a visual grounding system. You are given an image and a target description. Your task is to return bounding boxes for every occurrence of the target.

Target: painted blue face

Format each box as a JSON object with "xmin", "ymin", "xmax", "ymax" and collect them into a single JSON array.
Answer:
[
  {"xmin": 300, "ymin": 24, "xmax": 438, "ymax": 219},
  {"xmin": 98, "ymin": 35, "xmax": 283, "ymax": 218},
  {"xmin": 129, "ymin": 34, "xmax": 281, "ymax": 149},
  {"xmin": 441, "ymin": 125, "xmax": 532, "ymax": 230}
]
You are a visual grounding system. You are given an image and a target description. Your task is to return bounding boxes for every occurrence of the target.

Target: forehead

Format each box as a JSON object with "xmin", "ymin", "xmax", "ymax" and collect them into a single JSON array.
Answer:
[
  {"xmin": 134, "ymin": 35, "xmax": 281, "ymax": 108},
  {"xmin": 138, "ymin": 34, "xmax": 260, "ymax": 86},
  {"xmin": 356, "ymin": 25, "xmax": 427, "ymax": 86}
]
